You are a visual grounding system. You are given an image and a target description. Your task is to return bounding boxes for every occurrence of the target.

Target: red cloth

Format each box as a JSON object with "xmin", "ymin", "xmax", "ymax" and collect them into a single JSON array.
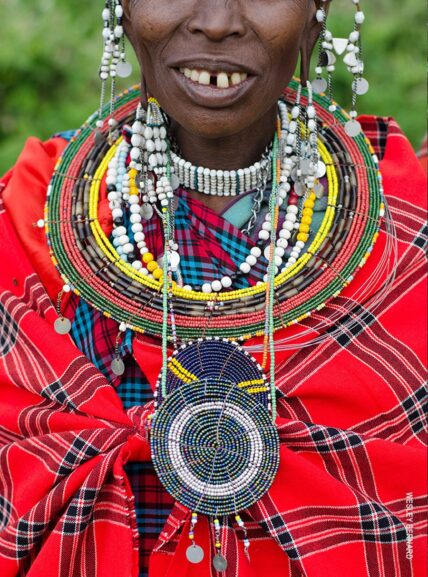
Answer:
[{"xmin": 0, "ymin": 118, "xmax": 427, "ymax": 577}]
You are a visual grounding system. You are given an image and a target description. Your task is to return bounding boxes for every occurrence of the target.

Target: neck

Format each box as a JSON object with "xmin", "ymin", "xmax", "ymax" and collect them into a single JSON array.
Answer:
[{"xmin": 169, "ymin": 105, "xmax": 278, "ymax": 213}]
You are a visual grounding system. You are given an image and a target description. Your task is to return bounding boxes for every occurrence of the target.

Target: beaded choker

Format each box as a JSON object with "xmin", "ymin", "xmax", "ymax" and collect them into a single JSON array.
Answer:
[{"xmin": 169, "ymin": 145, "xmax": 273, "ymax": 197}]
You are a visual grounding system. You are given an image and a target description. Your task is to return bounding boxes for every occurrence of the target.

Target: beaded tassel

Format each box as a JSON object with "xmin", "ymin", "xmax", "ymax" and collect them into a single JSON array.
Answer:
[
  {"xmin": 186, "ymin": 512, "xmax": 205, "ymax": 564},
  {"xmin": 212, "ymin": 517, "xmax": 228, "ymax": 571},
  {"xmin": 312, "ymin": 0, "xmax": 368, "ymax": 137}
]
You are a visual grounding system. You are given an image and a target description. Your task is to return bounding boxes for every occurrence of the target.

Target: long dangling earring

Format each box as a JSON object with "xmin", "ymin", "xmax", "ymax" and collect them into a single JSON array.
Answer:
[
  {"xmin": 312, "ymin": 0, "xmax": 368, "ymax": 137},
  {"xmin": 96, "ymin": 0, "xmax": 133, "ymax": 143}
]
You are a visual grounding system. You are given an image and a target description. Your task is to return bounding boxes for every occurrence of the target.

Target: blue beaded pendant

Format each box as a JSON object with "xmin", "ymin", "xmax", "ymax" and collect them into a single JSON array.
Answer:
[{"xmin": 151, "ymin": 338, "xmax": 280, "ymax": 566}]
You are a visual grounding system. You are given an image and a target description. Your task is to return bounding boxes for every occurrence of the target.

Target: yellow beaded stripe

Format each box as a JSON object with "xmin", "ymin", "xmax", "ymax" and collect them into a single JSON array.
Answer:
[
  {"xmin": 167, "ymin": 358, "xmax": 198, "ymax": 383},
  {"xmin": 88, "ymin": 134, "xmax": 338, "ymax": 303},
  {"xmin": 237, "ymin": 379, "xmax": 268, "ymax": 394}
]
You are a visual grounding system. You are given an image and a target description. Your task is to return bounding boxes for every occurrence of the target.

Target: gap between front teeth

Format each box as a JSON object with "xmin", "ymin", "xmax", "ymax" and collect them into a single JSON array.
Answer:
[{"xmin": 180, "ymin": 68, "xmax": 248, "ymax": 88}]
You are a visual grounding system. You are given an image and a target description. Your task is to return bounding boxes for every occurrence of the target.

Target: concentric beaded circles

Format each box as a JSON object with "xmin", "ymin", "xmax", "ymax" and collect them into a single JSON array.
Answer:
[
  {"xmin": 45, "ymin": 80, "xmax": 383, "ymax": 341},
  {"xmin": 150, "ymin": 380, "xmax": 280, "ymax": 516},
  {"xmin": 156, "ymin": 338, "xmax": 270, "ymax": 409}
]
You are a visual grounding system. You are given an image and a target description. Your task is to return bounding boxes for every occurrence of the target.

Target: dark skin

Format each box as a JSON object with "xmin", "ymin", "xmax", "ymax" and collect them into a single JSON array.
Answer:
[{"xmin": 122, "ymin": 0, "xmax": 330, "ymax": 213}]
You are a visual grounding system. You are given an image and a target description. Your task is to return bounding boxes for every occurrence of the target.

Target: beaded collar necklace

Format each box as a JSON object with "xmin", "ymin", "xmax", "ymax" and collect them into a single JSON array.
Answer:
[
  {"xmin": 42, "ymin": 79, "xmax": 385, "ymax": 570},
  {"xmin": 43, "ymin": 80, "xmax": 384, "ymax": 343}
]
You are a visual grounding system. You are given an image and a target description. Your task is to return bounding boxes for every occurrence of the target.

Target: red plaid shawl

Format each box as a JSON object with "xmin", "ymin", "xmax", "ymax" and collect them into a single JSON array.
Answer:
[{"xmin": 0, "ymin": 116, "xmax": 427, "ymax": 577}]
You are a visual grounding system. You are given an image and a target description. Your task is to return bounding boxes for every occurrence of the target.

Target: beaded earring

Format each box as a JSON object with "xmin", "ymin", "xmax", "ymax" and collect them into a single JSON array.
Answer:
[
  {"xmin": 313, "ymin": 0, "xmax": 368, "ymax": 137},
  {"xmin": 95, "ymin": 0, "xmax": 133, "ymax": 143}
]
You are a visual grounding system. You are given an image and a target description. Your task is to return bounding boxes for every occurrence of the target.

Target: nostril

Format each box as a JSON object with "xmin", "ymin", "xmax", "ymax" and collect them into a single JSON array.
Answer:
[{"xmin": 187, "ymin": 11, "xmax": 246, "ymax": 42}]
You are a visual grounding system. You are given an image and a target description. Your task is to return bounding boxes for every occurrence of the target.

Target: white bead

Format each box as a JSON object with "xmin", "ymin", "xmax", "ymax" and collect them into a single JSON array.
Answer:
[
  {"xmin": 123, "ymin": 243, "xmax": 134, "ymax": 254},
  {"xmin": 132, "ymin": 261, "xmax": 143, "ymax": 270},
  {"xmin": 114, "ymin": 226, "xmax": 126, "ymax": 236},
  {"xmin": 211, "ymin": 280, "xmax": 222, "ymax": 292},
  {"xmin": 258, "ymin": 229, "xmax": 270, "ymax": 241},
  {"xmin": 283, "ymin": 221, "xmax": 294, "ymax": 231},
  {"xmin": 63, "ymin": 284, "xmax": 71, "ymax": 293},
  {"xmin": 245, "ymin": 254, "xmax": 257, "ymax": 267},
  {"xmin": 134, "ymin": 232, "xmax": 145, "ymax": 243},
  {"xmin": 112, "ymin": 208, "xmax": 122, "ymax": 219},
  {"xmin": 277, "ymin": 238, "xmax": 288, "ymax": 249},
  {"xmin": 279, "ymin": 229, "xmax": 291, "ymax": 239},
  {"xmin": 355, "ymin": 11, "xmax": 365, "ymax": 24},
  {"xmin": 250, "ymin": 246, "xmax": 262, "ymax": 258},
  {"xmin": 239, "ymin": 262, "xmax": 251, "ymax": 274},
  {"xmin": 202, "ymin": 283, "xmax": 212, "ymax": 294},
  {"xmin": 221, "ymin": 276, "xmax": 232, "ymax": 288}
]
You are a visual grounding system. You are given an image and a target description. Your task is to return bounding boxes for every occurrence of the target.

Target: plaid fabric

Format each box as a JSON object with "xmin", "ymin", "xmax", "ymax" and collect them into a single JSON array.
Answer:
[{"xmin": 0, "ymin": 114, "xmax": 427, "ymax": 577}]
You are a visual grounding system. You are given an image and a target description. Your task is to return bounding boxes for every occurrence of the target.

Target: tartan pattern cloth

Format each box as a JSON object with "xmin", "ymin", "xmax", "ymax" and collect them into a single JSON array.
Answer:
[{"xmin": 0, "ymin": 113, "xmax": 427, "ymax": 577}]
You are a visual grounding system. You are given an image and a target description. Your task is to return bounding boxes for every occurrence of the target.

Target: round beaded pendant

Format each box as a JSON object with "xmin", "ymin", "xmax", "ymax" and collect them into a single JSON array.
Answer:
[{"xmin": 150, "ymin": 340, "xmax": 280, "ymax": 516}]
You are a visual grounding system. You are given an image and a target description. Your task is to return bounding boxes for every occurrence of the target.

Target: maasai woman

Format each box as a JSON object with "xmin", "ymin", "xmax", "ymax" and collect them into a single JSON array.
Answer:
[{"xmin": 0, "ymin": 2, "xmax": 426, "ymax": 577}]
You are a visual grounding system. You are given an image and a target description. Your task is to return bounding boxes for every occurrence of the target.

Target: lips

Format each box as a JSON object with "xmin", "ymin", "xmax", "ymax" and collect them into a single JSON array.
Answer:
[{"xmin": 168, "ymin": 59, "xmax": 258, "ymax": 108}]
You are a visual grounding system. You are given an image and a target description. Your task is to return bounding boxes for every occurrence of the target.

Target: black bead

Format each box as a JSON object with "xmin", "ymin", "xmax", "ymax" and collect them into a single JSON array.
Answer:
[{"xmin": 107, "ymin": 184, "xmax": 117, "ymax": 192}]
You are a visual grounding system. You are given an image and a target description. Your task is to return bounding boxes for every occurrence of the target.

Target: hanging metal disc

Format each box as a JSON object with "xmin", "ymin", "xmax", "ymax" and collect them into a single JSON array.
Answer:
[
  {"xmin": 141, "ymin": 203, "xmax": 154, "ymax": 220},
  {"xmin": 312, "ymin": 77, "xmax": 328, "ymax": 95},
  {"xmin": 213, "ymin": 554, "xmax": 228, "ymax": 572},
  {"xmin": 170, "ymin": 173, "xmax": 180, "ymax": 191},
  {"xmin": 94, "ymin": 130, "xmax": 105, "ymax": 146},
  {"xmin": 294, "ymin": 181, "xmax": 306, "ymax": 197},
  {"xmin": 344, "ymin": 120, "xmax": 362, "ymax": 138},
  {"xmin": 54, "ymin": 317, "xmax": 71, "ymax": 335},
  {"xmin": 316, "ymin": 161, "xmax": 327, "ymax": 178},
  {"xmin": 186, "ymin": 544, "xmax": 204, "ymax": 564},
  {"xmin": 169, "ymin": 250, "xmax": 181, "ymax": 270},
  {"xmin": 111, "ymin": 358, "xmax": 125, "ymax": 376},
  {"xmin": 116, "ymin": 61, "xmax": 133, "ymax": 78},
  {"xmin": 355, "ymin": 77, "xmax": 369, "ymax": 96},
  {"xmin": 314, "ymin": 182, "xmax": 325, "ymax": 199}
]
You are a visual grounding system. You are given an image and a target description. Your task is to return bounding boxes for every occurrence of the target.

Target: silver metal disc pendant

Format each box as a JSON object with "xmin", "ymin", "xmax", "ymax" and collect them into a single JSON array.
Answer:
[
  {"xmin": 111, "ymin": 358, "xmax": 125, "ymax": 376},
  {"xmin": 316, "ymin": 161, "xmax": 327, "ymax": 179},
  {"xmin": 186, "ymin": 544, "xmax": 204, "ymax": 564},
  {"xmin": 169, "ymin": 250, "xmax": 181, "ymax": 270},
  {"xmin": 170, "ymin": 173, "xmax": 181, "ymax": 191},
  {"xmin": 116, "ymin": 61, "xmax": 133, "ymax": 78},
  {"xmin": 213, "ymin": 554, "xmax": 228, "ymax": 572},
  {"xmin": 141, "ymin": 203, "xmax": 154, "ymax": 220},
  {"xmin": 94, "ymin": 130, "xmax": 105, "ymax": 146},
  {"xmin": 314, "ymin": 182, "xmax": 325, "ymax": 199},
  {"xmin": 54, "ymin": 317, "xmax": 71, "ymax": 335},
  {"xmin": 294, "ymin": 181, "xmax": 306, "ymax": 197},
  {"xmin": 355, "ymin": 77, "xmax": 369, "ymax": 96},
  {"xmin": 312, "ymin": 77, "xmax": 328, "ymax": 94},
  {"xmin": 344, "ymin": 119, "xmax": 362, "ymax": 138}
]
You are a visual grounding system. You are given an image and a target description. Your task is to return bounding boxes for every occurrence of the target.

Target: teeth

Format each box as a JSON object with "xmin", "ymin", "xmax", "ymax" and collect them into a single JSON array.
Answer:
[
  {"xmin": 198, "ymin": 71, "xmax": 211, "ymax": 86},
  {"xmin": 217, "ymin": 72, "xmax": 229, "ymax": 89},
  {"xmin": 231, "ymin": 72, "xmax": 242, "ymax": 86},
  {"xmin": 190, "ymin": 69, "xmax": 200, "ymax": 82},
  {"xmin": 179, "ymin": 67, "xmax": 249, "ymax": 88}
]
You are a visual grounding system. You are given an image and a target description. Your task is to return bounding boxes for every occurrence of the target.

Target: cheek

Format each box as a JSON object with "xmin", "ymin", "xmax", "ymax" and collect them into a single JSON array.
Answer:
[{"xmin": 127, "ymin": 0, "xmax": 189, "ymax": 44}]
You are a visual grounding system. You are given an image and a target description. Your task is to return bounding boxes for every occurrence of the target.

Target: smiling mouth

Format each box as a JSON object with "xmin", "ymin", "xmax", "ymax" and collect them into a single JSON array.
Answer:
[{"xmin": 177, "ymin": 67, "xmax": 249, "ymax": 89}]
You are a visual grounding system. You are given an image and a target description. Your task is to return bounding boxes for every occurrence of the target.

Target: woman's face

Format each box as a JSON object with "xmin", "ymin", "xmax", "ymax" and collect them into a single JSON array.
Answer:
[{"xmin": 123, "ymin": 0, "xmax": 320, "ymax": 139}]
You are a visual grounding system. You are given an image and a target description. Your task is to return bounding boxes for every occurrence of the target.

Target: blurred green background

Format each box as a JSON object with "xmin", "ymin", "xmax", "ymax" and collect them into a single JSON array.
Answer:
[{"xmin": 0, "ymin": 0, "xmax": 426, "ymax": 174}]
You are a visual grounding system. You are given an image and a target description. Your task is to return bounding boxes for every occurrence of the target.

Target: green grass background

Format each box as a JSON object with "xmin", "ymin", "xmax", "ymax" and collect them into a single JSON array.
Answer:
[{"xmin": 0, "ymin": 0, "xmax": 426, "ymax": 174}]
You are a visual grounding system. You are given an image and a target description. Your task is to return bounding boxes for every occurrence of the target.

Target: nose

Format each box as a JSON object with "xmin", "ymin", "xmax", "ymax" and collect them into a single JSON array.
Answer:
[{"xmin": 187, "ymin": 0, "xmax": 246, "ymax": 42}]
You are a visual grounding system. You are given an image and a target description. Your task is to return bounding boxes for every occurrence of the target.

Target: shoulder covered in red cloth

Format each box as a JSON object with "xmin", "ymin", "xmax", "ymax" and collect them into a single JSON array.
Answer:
[{"xmin": 0, "ymin": 115, "xmax": 426, "ymax": 304}]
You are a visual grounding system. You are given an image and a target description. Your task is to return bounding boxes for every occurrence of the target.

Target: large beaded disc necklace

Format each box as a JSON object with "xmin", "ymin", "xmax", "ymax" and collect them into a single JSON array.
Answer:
[{"xmin": 43, "ymin": 78, "xmax": 384, "ymax": 570}]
